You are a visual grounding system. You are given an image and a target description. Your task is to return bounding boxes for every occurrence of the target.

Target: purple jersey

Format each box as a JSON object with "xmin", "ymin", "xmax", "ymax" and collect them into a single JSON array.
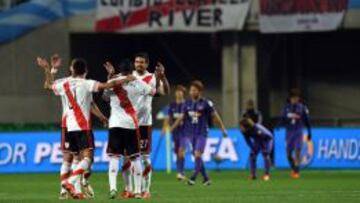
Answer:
[
  {"xmin": 281, "ymin": 102, "xmax": 310, "ymax": 131},
  {"xmin": 244, "ymin": 124, "xmax": 273, "ymax": 148},
  {"xmin": 168, "ymin": 102, "xmax": 186, "ymax": 137},
  {"xmin": 182, "ymin": 98, "xmax": 215, "ymax": 137}
]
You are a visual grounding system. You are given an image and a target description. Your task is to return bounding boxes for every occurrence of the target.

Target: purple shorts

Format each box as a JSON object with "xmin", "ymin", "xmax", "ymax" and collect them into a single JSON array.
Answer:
[
  {"xmin": 191, "ymin": 136, "xmax": 207, "ymax": 153},
  {"xmin": 286, "ymin": 130, "xmax": 303, "ymax": 152},
  {"xmin": 173, "ymin": 135, "xmax": 189, "ymax": 153}
]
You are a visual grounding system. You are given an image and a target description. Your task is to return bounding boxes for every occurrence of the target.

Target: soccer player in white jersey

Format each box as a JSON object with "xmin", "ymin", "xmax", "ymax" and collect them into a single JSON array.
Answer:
[
  {"xmin": 132, "ymin": 52, "xmax": 170, "ymax": 199},
  {"xmin": 39, "ymin": 58, "xmax": 132, "ymax": 199},
  {"xmin": 104, "ymin": 53, "xmax": 170, "ymax": 199},
  {"xmin": 103, "ymin": 59, "xmax": 156, "ymax": 199},
  {"xmin": 37, "ymin": 56, "xmax": 108, "ymax": 200}
]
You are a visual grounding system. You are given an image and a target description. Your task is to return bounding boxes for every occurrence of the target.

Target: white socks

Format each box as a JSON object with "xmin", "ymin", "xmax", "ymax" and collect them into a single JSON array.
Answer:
[
  {"xmin": 108, "ymin": 156, "xmax": 120, "ymax": 191},
  {"xmin": 122, "ymin": 159, "xmax": 133, "ymax": 192},
  {"xmin": 142, "ymin": 155, "xmax": 152, "ymax": 193},
  {"xmin": 132, "ymin": 157, "xmax": 143, "ymax": 195},
  {"xmin": 71, "ymin": 160, "xmax": 82, "ymax": 193},
  {"xmin": 60, "ymin": 161, "xmax": 71, "ymax": 193},
  {"xmin": 68, "ymin": 158, "xmax": 90, "ymax": 185}
]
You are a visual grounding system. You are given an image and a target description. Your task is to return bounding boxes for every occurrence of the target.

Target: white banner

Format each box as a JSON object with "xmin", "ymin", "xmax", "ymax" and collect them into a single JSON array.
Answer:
[
  {"xmin": 259, "ymin": 0, "xmax": 348, "ymax": 33},
  {"xmin": 95, "ymin": 0, "xmax": 250, "ymax": 32}
]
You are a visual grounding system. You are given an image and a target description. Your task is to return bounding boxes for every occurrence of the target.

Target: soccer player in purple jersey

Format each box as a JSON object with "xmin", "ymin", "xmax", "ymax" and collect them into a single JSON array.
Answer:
[
  {"xmin": 240, "ymin": 118, "xmax": 273, "ymax": 181},
  {"xmin": 171, "ymin": 80, "xmax": 227, "ymax": 186},
  {"xmin": 280, "ymin": 89, "xmax": 312, "ymax": 179},
  {"xmin": 162, "ymin": 85, "xmax": 188, "ymax": 181}
]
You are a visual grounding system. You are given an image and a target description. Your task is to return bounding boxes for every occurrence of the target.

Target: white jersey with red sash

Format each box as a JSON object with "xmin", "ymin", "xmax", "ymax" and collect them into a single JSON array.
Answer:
[
  {"xmin": 104, "ymin": 75, "xmax": 156, "ymax": 129},
  {"xmin": 52, "ymin": 77, "xmax": 70, "ymax": 128},
  {"xmin": 132, "ymin": 71, "xmax": 158, "ymax": 126},
  {"xmin": 52, "ymin": 77, "xmax": 99, "ymax": 132}
]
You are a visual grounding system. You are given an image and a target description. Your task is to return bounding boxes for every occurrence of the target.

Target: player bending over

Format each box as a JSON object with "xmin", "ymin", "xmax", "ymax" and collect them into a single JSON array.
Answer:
[
  {"xmin": 171, "ymin": 80, "xmax": 227, "ymax": 186},
  {"xmin": 39, "ymin": 58, "xmax": 128, "ymax": 199},
  {"xmin": 162, "ymin": 85, "xmax": 188, "ymax": 181},
  {"xmin": 37, "ymin": 55, "xmax": 107, "ymax": 199},
  {"xmin": 280, "ymin": 89, "xmax": 312, "ymax": 179},
  {"xmin": 240, "ymin": 118, "xmax": 273, "ymax": 181},
  {"xmin": 103, "ymin": 59, "xmax": 156, "ymax": 199}
]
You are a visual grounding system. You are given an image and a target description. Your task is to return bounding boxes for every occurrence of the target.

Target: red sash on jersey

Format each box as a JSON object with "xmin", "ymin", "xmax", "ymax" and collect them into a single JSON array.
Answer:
[
  {"xmin": 113, "ymin": 85, "xmax": 139, "ymax": 128},
  {"xmin": 61, "ymin": 115, "xmax": 67, "ymax": 128},
  {"xmin": 63, "ymin": 82, "xmax": 89, "ymax": 130},
  {"xmin": 113, "ymin": 85, "xmax": 141, "ymax": 146},
  {"xmin": 142, "ymin": 75, "xmax": 153, "ymax": 84}
]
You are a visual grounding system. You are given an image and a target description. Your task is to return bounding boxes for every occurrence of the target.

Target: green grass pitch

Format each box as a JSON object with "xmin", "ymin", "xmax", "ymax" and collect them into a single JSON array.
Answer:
[{"xmin": 0, "ymin": 170, "xmax": 359, "ymax": 203}]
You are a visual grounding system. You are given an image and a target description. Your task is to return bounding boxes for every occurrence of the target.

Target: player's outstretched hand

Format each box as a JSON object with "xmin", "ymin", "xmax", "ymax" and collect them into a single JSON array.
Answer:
[
  {"xmin": 155, "ymin": 62, "xmax": 166, "ymax": 79},
  {"xmin": 50, "ymin": 54, "xmax": 62, "ymax": 74},
  {"xmin": 36, "ymin": 57, "xmax": 49, "ymax": 70},
  {"xmin": 103, "ymin": 61, "xmax": 115, "ymax": 76}
]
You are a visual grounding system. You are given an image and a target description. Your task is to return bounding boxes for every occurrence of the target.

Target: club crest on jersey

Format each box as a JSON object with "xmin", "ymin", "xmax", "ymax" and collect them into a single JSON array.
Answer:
[
  {"xmin": 64, "ymin": 142, "xmax": 70, "ymax": 149},
  {"xmin": 188, "ymin": 111, "xmax": 201, "ymax": 117}
]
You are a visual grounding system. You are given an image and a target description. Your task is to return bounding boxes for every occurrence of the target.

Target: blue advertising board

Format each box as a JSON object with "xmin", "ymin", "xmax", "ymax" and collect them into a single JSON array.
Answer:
[
  {"xmin": 0, "ymin": 129, "xmax": 261, "ymax": 173},
  {"xmin": 275, "ymin": 128, "xmax": 360, "ymax": 169},
  {"xmin": 349, "ymin": 0, "xmax": 360, "ymax": 9}
]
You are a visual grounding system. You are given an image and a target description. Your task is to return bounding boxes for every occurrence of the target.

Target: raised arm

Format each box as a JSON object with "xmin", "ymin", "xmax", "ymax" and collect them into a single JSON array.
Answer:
[
  {"xmin": 155, "ymin": 62, "xmax": 170, "ymax": 96},
  {"xmin": 37, "ymin": 54, "xmax": 63, "ymax": 91},
  {"xmin": 103, "ymin": 61, "xmax": 116, "ymax": 80},
  {"xmin": 36, "ymin": 57, "xmax": 54, "ymax": 90},
  {"xmin": 50, "ymin": 54, "xmax": 62, "ymax": 75}
]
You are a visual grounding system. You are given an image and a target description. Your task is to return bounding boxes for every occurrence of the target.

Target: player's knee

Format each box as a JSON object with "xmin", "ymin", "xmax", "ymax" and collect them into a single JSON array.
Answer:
[
  {"xmin": 262, "ymin": 152, "xmax": 270, "ymax": 159},
  {"xmin": 194, "ymin": 151, "xmax": 202, "ymax": 158},
  {"xmin": 73, "ymin": 153, "xmax": 81, "ymax": 161},
  {"xmin": 81, "ymin": 149, "xmax": 94, "ymax": 162},
  {"xmin": 250, "ymin": 153, "xmax": 257, "ymax": 160},
  {"xmin": 63, "ymin": 153, "xmax": 73, "ymax": 163}
]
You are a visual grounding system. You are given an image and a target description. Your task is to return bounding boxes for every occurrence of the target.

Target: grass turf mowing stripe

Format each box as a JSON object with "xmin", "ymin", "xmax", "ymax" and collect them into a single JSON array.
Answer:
[{"xmin": 0, "ymin": 170, "xmax": 359, "ymax": 203}]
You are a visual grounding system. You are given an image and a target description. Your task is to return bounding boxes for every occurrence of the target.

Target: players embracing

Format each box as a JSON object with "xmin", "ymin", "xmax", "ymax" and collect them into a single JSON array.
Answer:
[
  {"xmin": 103, "ymin": 53, "xmax": 170, "ymax": 199},
  {"xmin": 37, "ymin": 56, "xmax": 130, "ymax": 199}
]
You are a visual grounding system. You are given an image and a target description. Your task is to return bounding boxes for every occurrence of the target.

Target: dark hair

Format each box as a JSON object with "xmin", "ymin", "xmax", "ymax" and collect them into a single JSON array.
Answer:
[
  {"xmin": 239, "ymin": 118, "xmax": 254, "ymax": 131},
  {"xmin": 134, "ymin": 52, "xmax": 150, "ymax": 63},
  {"xmin": 190, "ymin": 80, "xmax": 204, "ymax": 92},
  {"xmin": 289, "ymin": 88, "xmax": 301, "ymax": 98},
  {"xmin": 175, "ymin": 85, "xmax": 187, "ymax": 94},
  {"xmin": 119, "ymin": 59, "xmax": 134, "ymax": 75},
  {"xmin": 72, "ymin": 58, "xmax": 87, "ymax": 76}
]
